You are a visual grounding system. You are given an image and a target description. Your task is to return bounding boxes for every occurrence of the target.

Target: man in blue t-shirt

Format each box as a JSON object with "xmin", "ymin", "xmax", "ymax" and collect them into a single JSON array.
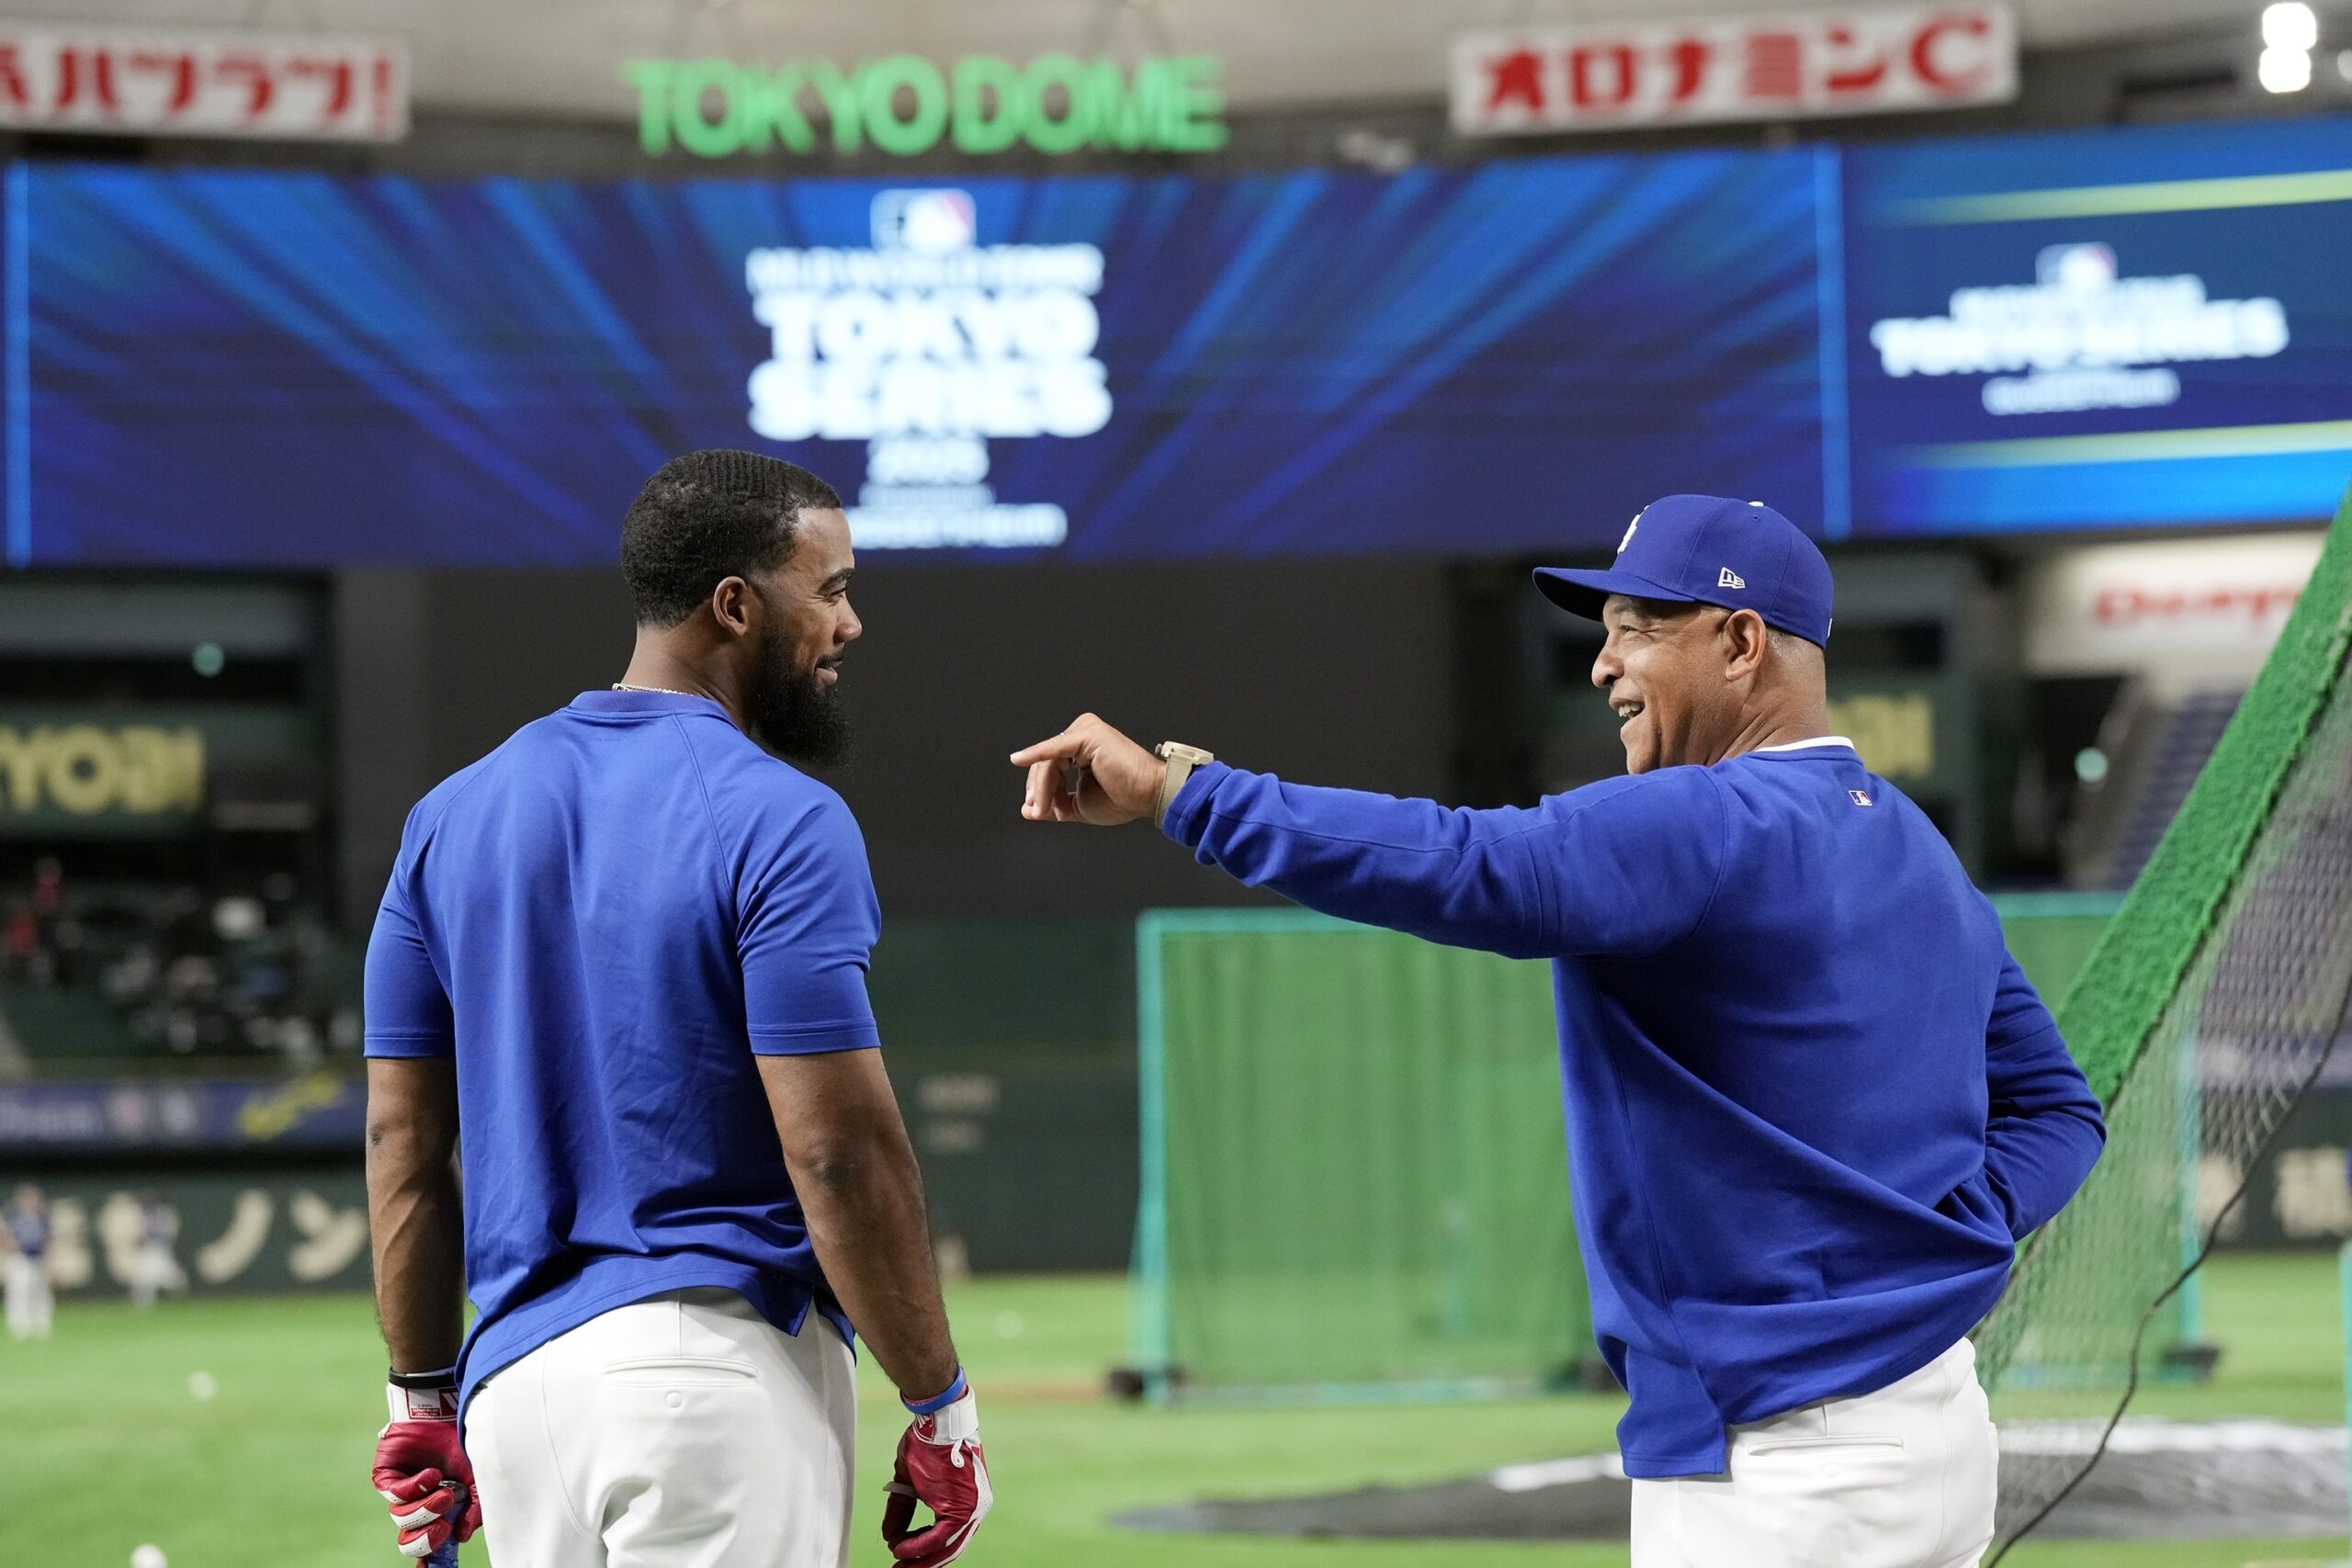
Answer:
[
  {"xmin": 1012, "ymin": 495, "xmax": 2104, "ymax": 1568},
  {"xmin": 365, "ymin": 451, "xmax": 989, "ymax": 1568}
]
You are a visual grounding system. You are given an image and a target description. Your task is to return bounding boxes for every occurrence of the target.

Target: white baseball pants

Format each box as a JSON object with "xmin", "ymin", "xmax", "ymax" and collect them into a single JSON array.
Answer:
[
  {"xmin": 1632, "ymin": 1337, "xmax": 1997, "ymax": 1568},
  {"xmin": 4, "ymin": 1254, "xmax": 51, "ymax": 1339},
  {"xmin": 466, "ymin": 1287, "xmax": 856, "ymax": 1568}
]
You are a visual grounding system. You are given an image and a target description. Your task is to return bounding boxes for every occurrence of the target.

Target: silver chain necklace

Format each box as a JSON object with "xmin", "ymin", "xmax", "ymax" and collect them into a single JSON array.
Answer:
[{"xmin": 611, "ymin": 682, "xmax": 697, "ymax": 697}]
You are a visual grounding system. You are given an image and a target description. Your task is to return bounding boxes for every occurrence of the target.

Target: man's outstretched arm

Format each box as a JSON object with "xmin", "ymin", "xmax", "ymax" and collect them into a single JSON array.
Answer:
[{"xmin": 1012, "ymin": 714, "xmax": 1720, "ymax": 961}]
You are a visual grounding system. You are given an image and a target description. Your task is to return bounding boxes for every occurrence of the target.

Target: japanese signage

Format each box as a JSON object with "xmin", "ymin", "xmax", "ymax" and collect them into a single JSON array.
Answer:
[
  {"xmin": 0, "ymin": 23, "xmax": 407, "ymax": 141},
  {"xmin": 1451, "ymin": 5, "xmax": 2015, "ymax": 136},
  {"xmin": 748, "ymin": 188, "xmax": 1106, "ymax": 548},
  {"xmin": 1, "ymin": 1172, "xmax": 369, "ymax": 1296},
  {"xmin": 625, "ymin": 54, "xmax": 1226, "ymax": 159}
]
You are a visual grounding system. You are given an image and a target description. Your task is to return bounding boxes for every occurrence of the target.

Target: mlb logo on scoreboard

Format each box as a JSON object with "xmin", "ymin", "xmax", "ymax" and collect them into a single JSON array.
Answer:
[
  {"xmin": 1849, "ymin": 789, "xmax": 1873, "ymax": 807},
  {"xmin": 872, "ymin": 189, "xmax": 977, "ymax": 253},
  {"xmin": 2037, "ymin": 242, "xmax": 2116, "ymax": 291}
]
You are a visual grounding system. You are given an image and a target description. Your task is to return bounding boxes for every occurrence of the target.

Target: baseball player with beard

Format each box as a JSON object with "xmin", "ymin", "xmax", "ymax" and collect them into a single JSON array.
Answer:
[{"xmin": 365, "ymin": 451, "xmax": 990, "ymax": 1568}]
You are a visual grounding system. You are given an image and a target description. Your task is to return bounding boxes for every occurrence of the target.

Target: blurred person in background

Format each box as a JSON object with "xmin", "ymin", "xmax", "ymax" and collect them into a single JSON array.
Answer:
[
  {"xmin": 127, "ymin": 1190, "xmax": 186, "ymax": 1310},
  {"xmin": 5, "ymin": 1183, "xmax": 52, "ymax": 1341},
  {"xmin": 365, "ymin": 450, "xmax": 989, "ymax": 1568}
]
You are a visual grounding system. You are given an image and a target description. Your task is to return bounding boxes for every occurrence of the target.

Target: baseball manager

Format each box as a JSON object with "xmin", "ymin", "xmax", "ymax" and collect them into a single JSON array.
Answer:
[{"xmin": 1011, "ymin": 494, "xmax": 2105, "ymax": 1568}]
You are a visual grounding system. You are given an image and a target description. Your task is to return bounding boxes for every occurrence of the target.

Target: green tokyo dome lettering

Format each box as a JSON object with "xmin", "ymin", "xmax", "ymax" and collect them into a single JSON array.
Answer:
[{"xmin": 623, "ymin": 54, "xmax": 1228, "ymax": 159}]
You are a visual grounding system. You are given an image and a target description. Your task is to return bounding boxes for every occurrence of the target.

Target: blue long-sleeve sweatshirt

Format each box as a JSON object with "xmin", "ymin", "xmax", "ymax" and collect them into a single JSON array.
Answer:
[{"xmin": 1163, "ymin": 739, "xmax": 2105, "ymax": 1477}]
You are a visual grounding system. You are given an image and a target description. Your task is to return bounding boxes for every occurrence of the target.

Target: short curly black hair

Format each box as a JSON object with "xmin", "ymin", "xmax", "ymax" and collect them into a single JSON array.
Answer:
[{"xmin": 620, "ymin": 450, "xmax": 843, "ymax": 627}]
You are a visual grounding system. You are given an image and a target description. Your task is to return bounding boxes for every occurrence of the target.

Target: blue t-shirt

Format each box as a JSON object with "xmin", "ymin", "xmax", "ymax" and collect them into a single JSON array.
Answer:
[
  {"xmin": 1165, "ymin": 739, "xmax": 2106, "ymax": 1477},
  {"xmin": 364, "ymin": 690, "xmax": 881, "ymax": 1415},
  {"xmin": 6, "ymin": 1207, "xmax": 46, "ymax": 1258}
]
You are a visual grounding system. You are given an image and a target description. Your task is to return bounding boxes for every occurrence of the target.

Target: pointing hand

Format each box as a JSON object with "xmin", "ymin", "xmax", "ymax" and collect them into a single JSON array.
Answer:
[{"xmin": 1011, "ymin": 715, "xmax": 1162, "ymax": 827}]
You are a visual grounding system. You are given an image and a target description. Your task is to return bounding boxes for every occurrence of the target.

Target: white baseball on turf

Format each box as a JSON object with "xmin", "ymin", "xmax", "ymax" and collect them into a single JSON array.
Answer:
[
  {"xmin": 130, "ymin": 1545, "xmax": 167, "ymax": 1568},
  {"xmin": 187, "ymin": 1371, "xmax": 216, "ymax": 1400}
]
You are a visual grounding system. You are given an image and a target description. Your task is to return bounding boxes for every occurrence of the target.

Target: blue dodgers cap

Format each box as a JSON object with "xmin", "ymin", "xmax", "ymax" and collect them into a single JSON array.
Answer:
[{"xmin": 1533, "ymin": 495, "xmax": 1834, "ymax": 647}]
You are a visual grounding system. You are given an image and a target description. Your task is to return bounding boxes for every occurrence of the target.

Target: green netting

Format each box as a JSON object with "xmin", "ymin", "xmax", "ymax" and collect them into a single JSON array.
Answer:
[
  {"xmin": 1134, "ymin": 897, "xmax": 2129, "ymax": 1404},
  {"xmin": 1982, "ymin": 484, "xmax": 2352, "ymax": 1546},
  {"xmin": 1132, "ymin": 911, "xmax": 1586, "ymax": 1401}
]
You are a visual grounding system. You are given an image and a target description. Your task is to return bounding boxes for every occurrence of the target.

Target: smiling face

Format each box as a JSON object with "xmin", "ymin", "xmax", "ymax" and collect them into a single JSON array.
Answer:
[
  {"xmin": 741, "ymin": 506, "xmax": 861, "ymax": 763},
  {"xmin": 1590, "ymin": 594, "xmax": 1742, "ymax": 773}
]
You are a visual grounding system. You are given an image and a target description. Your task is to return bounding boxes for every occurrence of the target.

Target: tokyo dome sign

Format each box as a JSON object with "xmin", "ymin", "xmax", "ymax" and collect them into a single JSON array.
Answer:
[{"xmin": 625, "ymin": 53, "xmax": 1227, "ymax": 159}]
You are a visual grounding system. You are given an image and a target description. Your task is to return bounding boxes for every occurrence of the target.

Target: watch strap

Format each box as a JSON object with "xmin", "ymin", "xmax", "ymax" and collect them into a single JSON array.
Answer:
[{"xmin": 1153, "ymin": 742, "xmax": 1214, "ymax": 828}]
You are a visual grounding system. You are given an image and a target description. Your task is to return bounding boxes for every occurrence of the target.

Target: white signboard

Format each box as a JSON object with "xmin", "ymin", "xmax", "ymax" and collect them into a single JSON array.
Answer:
[
  {"xmin": 745, "ymin": 188, "xmax": 1108, "ymax": 550},
  {"xmin": 0, "ymin": 22, "xmax": 407, "ymax": 141},
  {"xmin": 1869, "ymin": 243, "xmax": 2291, "ymax": 420},
  {"xmin": 1452, "ymin": 5, "xmax": 2016, "ymax": 136},
  {"xmin": 2024, "ymin": 534, "xmax": 2325, "ymax": 684}
]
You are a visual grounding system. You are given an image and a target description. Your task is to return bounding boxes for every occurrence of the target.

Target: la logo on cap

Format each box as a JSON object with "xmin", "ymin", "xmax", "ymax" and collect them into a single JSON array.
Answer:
[
  {"xmin": 1718, "ymin": 567, "xmax": 1746, "ymax": 590},
  {"xmin": 1618, "ymin": 512, "xmax": 1643, "ymax": 556}
]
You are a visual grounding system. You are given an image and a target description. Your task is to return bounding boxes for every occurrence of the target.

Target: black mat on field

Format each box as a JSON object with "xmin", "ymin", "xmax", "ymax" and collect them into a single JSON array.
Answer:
[{"xmin": 1113, "ymin": 1421, "xmax": 2349, "ymax": 1542}]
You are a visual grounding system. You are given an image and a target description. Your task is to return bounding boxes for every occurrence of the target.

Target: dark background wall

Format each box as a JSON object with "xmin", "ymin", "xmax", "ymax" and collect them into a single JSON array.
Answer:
[{"xmin": 335, "ymin": 555, "xmax": 1457, "ymax": 929}]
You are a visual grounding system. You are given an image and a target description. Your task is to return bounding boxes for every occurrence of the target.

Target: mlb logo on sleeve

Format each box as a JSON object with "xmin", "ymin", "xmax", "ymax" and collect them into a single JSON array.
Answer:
[{"xmin": 1849, "ymin": 789, "xmax": 1873, "ymax": 807}]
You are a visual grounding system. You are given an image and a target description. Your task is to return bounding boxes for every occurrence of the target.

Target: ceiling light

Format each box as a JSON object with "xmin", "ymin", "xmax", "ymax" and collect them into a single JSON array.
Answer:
[
  {"xmin": 2258, "ymin": 43, "xmax": 2314, "ymax": 91},
  {"xmin": 2263, "ymin": 1, "xmax": 2320, "ymax": 51}
]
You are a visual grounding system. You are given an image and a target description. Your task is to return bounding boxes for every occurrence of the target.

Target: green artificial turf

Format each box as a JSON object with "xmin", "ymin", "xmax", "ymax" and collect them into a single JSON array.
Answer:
[{"xmin": 0, "ymin": 1253, "xmax": 2343, "ymax": 1568}]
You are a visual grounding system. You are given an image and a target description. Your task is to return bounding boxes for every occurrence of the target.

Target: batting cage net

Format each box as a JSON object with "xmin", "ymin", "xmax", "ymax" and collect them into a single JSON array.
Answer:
[
  {"xmin": 1129, "ymin": 911, "xmax": 1589, "ymax": 1401},
  {"xmin": 1982, "ymin": 484, "xmax": 2352, "ymax": 1551},
  {"xmin": 1130, "ymin": 884, "xmax": 2132, "ymax": 1406}
]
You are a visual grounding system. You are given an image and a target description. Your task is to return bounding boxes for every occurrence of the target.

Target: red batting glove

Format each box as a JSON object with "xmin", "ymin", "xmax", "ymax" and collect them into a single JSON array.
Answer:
[
  {"xmin": 882, "ymin": 1372, "xmax": 991, "ymax": 1568},
  {"xmin": 372, "ymin": 1371, "xmax": 482, "ymax": 1560}
]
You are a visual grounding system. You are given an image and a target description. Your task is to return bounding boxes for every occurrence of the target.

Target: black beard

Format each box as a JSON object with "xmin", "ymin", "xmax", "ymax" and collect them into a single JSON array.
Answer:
[{"xmin": 748, "ymin": 636, "xmax": 851, "ymax": 766}]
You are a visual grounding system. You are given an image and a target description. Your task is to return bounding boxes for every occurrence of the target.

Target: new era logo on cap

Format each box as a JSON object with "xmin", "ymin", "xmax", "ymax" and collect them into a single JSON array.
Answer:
[{"xmin": 1532, "ymin": 494, "xmax": 1835, "ymax": 648}]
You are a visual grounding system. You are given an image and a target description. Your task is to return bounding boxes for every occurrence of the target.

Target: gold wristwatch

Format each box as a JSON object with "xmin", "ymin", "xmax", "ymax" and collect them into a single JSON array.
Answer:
[{"xmin": 1153, "ymin": 741, "xmax": 1215, "ymax": 827}]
